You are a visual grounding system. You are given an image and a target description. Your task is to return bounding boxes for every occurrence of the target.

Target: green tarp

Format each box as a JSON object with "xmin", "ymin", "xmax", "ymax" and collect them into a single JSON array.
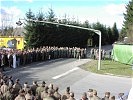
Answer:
[{"xmin": 112, "ymin": 44, "xmax": 133, "ymax": 65}]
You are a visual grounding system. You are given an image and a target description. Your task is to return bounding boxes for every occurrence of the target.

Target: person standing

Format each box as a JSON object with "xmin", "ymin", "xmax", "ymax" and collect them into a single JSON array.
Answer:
[
  {"xmin": 1, "ymin": 51, "xmax": 6, "ymax": 71},
  {"xmin": 62, "ymin": 87, "xmax": 70, "ymax": 100},
  {"xmin": 30, "ymin": 81, "xmax": 38, "ymax": 96},
  {"xmin": 3, "ymin": 86, "xmax": 14, "ymax": 100},
  {"xmin": 8, "ymin": 51, "xmax": 13, "ymax": 68},
  {"xmin": 13, "ymin": 51, "xmax": 16, "ymax": 69},
  {"xmin": 53, "ymin": 87, "xmax": 61, "ymax": 100},
  {"xmin": 1, "ymin": 81, "xmax": 8, "ymax": 94}
]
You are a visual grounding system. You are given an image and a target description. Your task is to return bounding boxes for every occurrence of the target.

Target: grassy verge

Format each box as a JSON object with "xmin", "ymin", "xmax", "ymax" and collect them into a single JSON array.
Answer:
[{"xmin": 81, "ymin": 59, "xmax": 133, "ymax": 77}]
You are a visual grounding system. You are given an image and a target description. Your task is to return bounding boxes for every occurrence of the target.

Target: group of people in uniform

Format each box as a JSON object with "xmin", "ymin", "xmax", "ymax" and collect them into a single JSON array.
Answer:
[
  {"xmin": 0, "ymin": 46, "xmax": 87, "ymax": 71},
  {"xmin": 0, "ymin": 71, "xmax": 128, "ymax": 100},
  {"xmin": 90, "ymin": 48, "xmax": 106, "ymax": 60}
]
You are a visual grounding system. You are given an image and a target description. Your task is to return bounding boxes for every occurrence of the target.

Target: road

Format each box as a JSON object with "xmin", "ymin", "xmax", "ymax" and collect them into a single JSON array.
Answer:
[{"xmin": 4, "ymin": 58, "xmax": 132, "ymax": 99}]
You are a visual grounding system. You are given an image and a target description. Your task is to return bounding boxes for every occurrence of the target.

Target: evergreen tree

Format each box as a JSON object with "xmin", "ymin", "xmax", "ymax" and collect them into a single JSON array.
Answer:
[
  {"xmin": 34, "ymin": 10, "xmax": 46, "ymax": 47},
  {"xmin": 46, "ymin": 8, "xmax": 55, "ymax": 22},
  {"xmin": 122, "ymin": 0, "xmax": 133, "ymax": 43},
  {"xmin": 119, "ymin": 28, "xmax": 126, "ymax": 41},
  {"xmin": 24, "ymin": 9, "xmax": 36, "ymax": 48},
  {"xmin": 107, "ymin": 27, "xmax": 113, "ymax": 44},
  {"xmin": 112, "ymin": 22, "xmax": 119, "ymax": 42},
  {"xmin": 91, "ymin": 22, "xmax": 109, "ymax": 45}
]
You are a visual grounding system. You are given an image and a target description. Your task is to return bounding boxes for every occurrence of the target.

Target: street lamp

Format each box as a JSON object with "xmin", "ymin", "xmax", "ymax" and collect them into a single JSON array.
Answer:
[{"xmin": 16, "ymin": 19, "xmax": 101, "ymax": 70}]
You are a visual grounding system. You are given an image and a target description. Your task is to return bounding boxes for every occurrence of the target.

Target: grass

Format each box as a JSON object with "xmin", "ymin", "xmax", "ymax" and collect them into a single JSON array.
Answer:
[{"xmin": 81, "ymin": 59, "xmax": 133, "ymax": 77}]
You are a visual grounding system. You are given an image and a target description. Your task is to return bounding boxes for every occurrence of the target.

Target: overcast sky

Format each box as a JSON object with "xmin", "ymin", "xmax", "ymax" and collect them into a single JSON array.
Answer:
[{"xmin": 0, "ymin": 0, "xmax": 130, "ymax": 29}]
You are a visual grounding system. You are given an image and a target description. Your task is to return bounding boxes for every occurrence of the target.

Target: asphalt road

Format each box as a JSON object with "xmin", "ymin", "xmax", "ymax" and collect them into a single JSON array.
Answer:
[{"xmin": 4, "ymin": 58, "xmax": 132, "ymax": 99}]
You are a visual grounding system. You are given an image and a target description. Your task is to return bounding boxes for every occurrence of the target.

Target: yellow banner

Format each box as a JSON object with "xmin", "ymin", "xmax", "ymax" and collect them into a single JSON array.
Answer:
[{"xmin": 0, "ymin": 36, "xmax": 24, "ymax": 50}]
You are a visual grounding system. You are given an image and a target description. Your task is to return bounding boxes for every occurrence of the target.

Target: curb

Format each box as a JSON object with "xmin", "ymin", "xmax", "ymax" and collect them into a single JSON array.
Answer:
[{"xmin": 104, "ymin": 73, "xmax": 132, "ymax": 78}]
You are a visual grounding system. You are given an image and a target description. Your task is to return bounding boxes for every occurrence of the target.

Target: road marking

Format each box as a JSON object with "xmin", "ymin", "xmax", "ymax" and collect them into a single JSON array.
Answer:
[{"xmin": 52, "ymin": 67, "xmax": 79, "ymax": 79}]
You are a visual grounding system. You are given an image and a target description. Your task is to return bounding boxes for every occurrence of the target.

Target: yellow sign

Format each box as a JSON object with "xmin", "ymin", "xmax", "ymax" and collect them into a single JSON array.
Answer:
[{"xmin": 0, "ymin": 36, "xmax": 24, "ymax": 50}]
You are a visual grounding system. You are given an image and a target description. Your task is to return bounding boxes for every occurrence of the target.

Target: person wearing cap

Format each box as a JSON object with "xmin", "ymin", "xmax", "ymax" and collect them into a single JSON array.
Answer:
[
  {"xmin": 1, "ymin": 81, "xmax": 8, "ymax": 94},
  {"xmin": 8, "ymin": 76, "xmax": 14, "ymax": 88},
  {"xmin": 48, "ymin": 83, "xmax": 55, "ymax": 95},
  {"xmin": 31, "ymin": 81, "xmax": 38, "ymax": 96},
  {"xmin": 53, "ymin": 86, "xmax": 61, "ymax": 100},
  {"xmin": 3, "ymin": 86, "xmax": 14, "ymax": 100},
  {"xmin": 87, "ymin": 89, "xmax": 93, "ymax": 100},
  {"xmin": 36, "ymin": 81, "xmax": 46, "ymax": 100},
  {"xmin": 47, "ymin": 89, "xmax": 56, "ymax": 100},
  {"xmin": 109, "ymin": 96, "xmax": 115, "ymax": 100},
  {"xmin": 80, "ymin": 92, "xmax": 88, "ymax": 100},
  {"xmin": 41, "ymin": 86, "xmax": 49, "ymax": 99},
  {"xmin": 92, "ymin": 90, "xmax": 101, "ymax": 100},
  {"xmin": 23, "ymin": 82, "xmax": 30, "ymax": 94},
  {"xmin": 66, "ymin": 92, "xmax": 76, "ymax": 100},
  {"xmin": 15, "ymin": 89, "xmax": 26, "ymax": 100},
  {"xmin": 62, "ymin": 86, "xmax": 70, "ymax": 100},
  {"xmin": 13, "ymin": 78, "xmax": 22, "ymax": 97},
  {"xmin": 25, "ymin": 89, "xmax": 34, "ymax": 100},
  {"xmin": 102, "ymin": 92, "xmax": 110, "ymax": 100}
]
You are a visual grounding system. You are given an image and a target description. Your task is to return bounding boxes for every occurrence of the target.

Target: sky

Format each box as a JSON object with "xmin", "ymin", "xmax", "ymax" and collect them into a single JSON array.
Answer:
[{"xmin": 0, "ymin": 0, "xmax": 130, "ymax": 29}]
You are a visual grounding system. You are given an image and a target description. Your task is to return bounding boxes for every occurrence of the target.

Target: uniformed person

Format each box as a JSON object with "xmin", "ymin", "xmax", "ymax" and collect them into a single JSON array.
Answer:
[
  {"xmin": 22, "ymin": 51, "xmax": 26, "ymax": 66},
  {"xmin": 62, "ymin": 87, "xmax": 70, "ymax": 100},
  {"xmin": 53, "ymin": 86, "xmax": 61, "ymax": 100},
  {"xmin": 36, "ymin": 81, "xmax": 46, "ymax": 100},
  {"xmin": 92, "ymin": 90, "xmax": 101, "ymax": 100},
  {"xmin": 87, "ymin": 89, "xmax": 93, "ymax": 100},
  {"xmin": 102, "ymin": 92, "xmax": 110, "ymax": 100},
  {"xmin": 23, "ymin": 82, "xmax": 30, "ymax": 94},
  {"xmin": 48, "ymin": 83, "xmax": 55, "ymax": 95},
  {"xmin": 109, "ymin": 96, "xmax": 115, "ymax": 100},
  {"xmin": 3, "ymin": 86, "xmax": 14, "ymax": 100},
  {"xmin": 43, "ymin": 89, "xmax": 55, "ymax": 100},
  {"xmin": 67, "ymin": 92, "xmax": 76, "ymax": 100},
  {"xmin": 1, "ymin": 81, "xmax": 8, "ymax": 94},
  {"xmin": 8, "ymin": 51, "xmax": 13, "ymax": 68},
  {"xmin": 0, "ymin": 91, "xmax": 4, "ymax": 100},
  {"xmin": 80, "ymin": 92, "xmax": 88, "ymax": 100},
  {"xmin": 8, "ymin": 76, "xmax": 14, "ymax": 88},
  {"xmin": 13, "ymin": 79, "xmax": 22, "ymax": 97},
  {"xmin": 1, "ymin": 51, "xmax": 6, "ymax": 71},
  {"xmin": 31, "ymin": 81, "xmax": 38, "ymax": 96},
  {"xmin": 83, "ymin": 48, "xmax": 87, "ymax": 58},
  {"xmin": 25, "ymin": 89, "xmax": 34, "ymax": 100},
  {"xmin": 41, "ymin": 86, "xmax": 49, "ymax": 99},
  {"xmin": 14, "ymin": 89, "xmax": 26, "ymax": 100}
]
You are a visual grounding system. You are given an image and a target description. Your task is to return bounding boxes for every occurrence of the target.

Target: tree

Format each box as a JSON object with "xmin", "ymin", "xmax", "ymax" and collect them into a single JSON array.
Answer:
[
  {"xmin": 46, "ymin": 8, "xmax": 55, "ymax": 22},
  {"xmin": 24, "ymin": 9, "xmax": 36, "ymax": 48},
  {"xmin": 91, "ymin": 22, "xmax": 109, "ymax": 45},
  {"xmin": 24, "ymin": 8, "xmax": 118, "ymax": 48},
  {"xmin": 122, "ymin": 0, "xmax": 133, "ymax": 43},
  {"xmin": 112, "ymin": 22, "xmax": 119, "ymax": 42},
  {"xmin": 107, "ymin": 27, "xmax": 113, "ymax": 44},
  {"xmin": 119, "ymin": 28, "xmax": 126, "ymax": 41}
]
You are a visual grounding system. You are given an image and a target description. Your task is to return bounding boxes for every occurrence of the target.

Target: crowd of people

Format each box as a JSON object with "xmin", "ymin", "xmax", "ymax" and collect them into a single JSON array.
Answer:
[
  {"xmin": 0, "ymin": 46, "xmax": 87, "ymax": 71},
  {"xmin": 0, "ymin": 71, "xmax": 128, "ymax": 100},
  {"xmin": 90, "ymin": 48, "xmax": 107, "ymax": 60},
  {"xmin": 0, "ymin": 46, "xmax": 129, "ymax": 100}
]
